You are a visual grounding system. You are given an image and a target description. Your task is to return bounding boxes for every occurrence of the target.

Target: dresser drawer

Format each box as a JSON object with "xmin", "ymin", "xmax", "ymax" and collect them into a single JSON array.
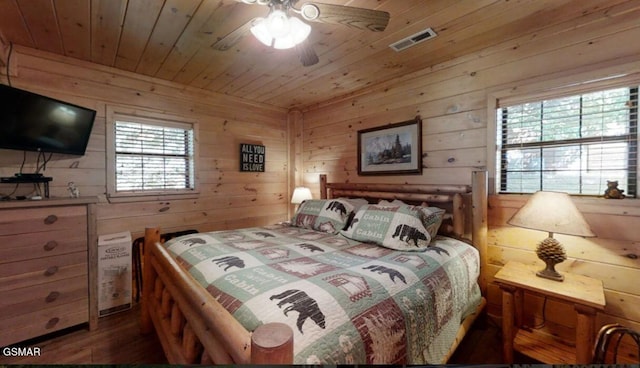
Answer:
[
  {"xmin": 0, "ymin": 298, "xmax": 88, "ymax": 347},
  {"xmin": 0, "ymin": 276, "xmax": 88, "ymax": 319},
  {"xmin": 0, "ymin": 229, "xmax": 87, "ymax": 264},
  {"xmin": 0, "ymin": 206, "xmax": 87, "ymax": 235},
  {"xmin": 0, "ymin": 252, "xmax": 87, "ymax": 292}
]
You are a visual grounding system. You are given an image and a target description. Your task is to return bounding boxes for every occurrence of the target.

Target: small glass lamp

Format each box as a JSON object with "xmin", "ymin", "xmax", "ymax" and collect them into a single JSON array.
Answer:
[
  {"xmin": 508, "ymin": 191, "xmax": 595, "ymax": 281},
  {"xmin": 291, "ymin": 187, "xmax": 312, "ymax": 205}
]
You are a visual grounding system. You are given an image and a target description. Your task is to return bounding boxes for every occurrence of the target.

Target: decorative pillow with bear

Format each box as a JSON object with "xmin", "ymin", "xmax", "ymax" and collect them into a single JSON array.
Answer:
[
  {"xmin": 377, "ymin": 200, "xmax": 446, "ymax": 240},
  {"xmin": 340, "ymin": 203, "xmax": 435, "ymax": 251},
  {"xmin": 291, "ymin": 199, "xmax": 355, "ymax": 234}
]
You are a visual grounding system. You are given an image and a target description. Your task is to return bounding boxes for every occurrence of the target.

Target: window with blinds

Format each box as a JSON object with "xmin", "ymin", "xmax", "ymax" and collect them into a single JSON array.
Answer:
[
  {"xmin": 114, "ymin": 120, "xmax": 195, "ymax": 193},
  {"xmin": 498, "ymin": 86, "xmax": 638, "ymax": 196}
]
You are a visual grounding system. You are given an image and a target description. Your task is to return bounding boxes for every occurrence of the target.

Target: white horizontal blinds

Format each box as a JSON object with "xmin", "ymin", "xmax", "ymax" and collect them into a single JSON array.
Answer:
[
  {"xmin": 499, "ymin": 86, "xmax": 638, "ymax": 196},
  {"xmin": 114, "ymin": 120, "xmax": 195, "ymax": 192}
]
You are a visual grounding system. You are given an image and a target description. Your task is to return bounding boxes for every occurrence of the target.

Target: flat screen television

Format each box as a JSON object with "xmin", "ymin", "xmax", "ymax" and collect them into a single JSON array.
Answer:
[{"xmin": 0, "ymin": 84, "xmax": 96, "ymax": 155}]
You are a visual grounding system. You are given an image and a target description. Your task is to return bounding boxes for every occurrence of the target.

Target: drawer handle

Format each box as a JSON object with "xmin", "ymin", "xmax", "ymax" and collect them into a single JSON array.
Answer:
[
  {"xmin": 45, "ymin": 317, "xmax": 60, "ymax": 329},
  {"xmin": 45, "ymin": 291, "xmax": 60, "ymax": 303},
  {"xmin": 44, "ymin": 215, "xmax": 58, "ymax": 225},
  {"xmin": 44, "ymin": 266, "xmax": 59, "ymax": 276},
  {"xmin": 44, "ymin": 241, "xmax": 59, "ymax": 251}
]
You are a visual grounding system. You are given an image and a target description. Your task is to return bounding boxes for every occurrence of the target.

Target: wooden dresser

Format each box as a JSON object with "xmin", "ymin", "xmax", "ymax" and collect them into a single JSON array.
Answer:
[{"xmin": 0, "ymin": 198, "xmax": 98, "ymax": 347}]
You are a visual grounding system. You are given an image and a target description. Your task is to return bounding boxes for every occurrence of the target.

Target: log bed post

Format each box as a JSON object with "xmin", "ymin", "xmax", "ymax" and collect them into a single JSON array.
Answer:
[
  {"xmin": 141, "ymin": 227, "xmax": 160, "ymax": 334},
  {"xmin": 140, "ymin": 226, "xmax": 294, "ymax": 364},
  {"xmin": 320, "ymin": 174, "xmax": 328, "ymax": 199},
  {"xmin": 250, "ymin": 323, "xmax": 294, "ymax": 364},
  {"xmin": 452, "ymin": 193, "xmax": 464, "ymax": 237},
  {"xmin": 472, "ymin": 170, "xmax": 488, "ymax": 295}
]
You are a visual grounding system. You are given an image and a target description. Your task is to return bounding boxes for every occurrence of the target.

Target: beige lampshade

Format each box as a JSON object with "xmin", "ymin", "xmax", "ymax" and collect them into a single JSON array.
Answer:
[
  {"xmin": 291, "ymin": 187, "xmax": 312, "ymax": 204},
  {"xmin": 508, "ymin": 191, "xmax": 595, "ymax": 237}
]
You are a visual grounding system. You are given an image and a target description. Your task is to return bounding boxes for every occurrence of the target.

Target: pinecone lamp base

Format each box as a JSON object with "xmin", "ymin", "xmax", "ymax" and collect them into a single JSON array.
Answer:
[
  {"xmin": 535, "ymin": 236, "xmax": 567, "ymax": 282},
  {"xmin": 536, "ymin": 261, "xmax": 564, "ymax": 281}
]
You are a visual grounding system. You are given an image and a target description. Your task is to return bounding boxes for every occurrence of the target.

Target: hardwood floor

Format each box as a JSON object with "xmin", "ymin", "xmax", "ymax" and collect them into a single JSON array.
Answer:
[
  {"xmin": 0, "ymin": 304, "xmax": 166, "ymax": 365},
  {"xmin": 0, "ymin": 305, "xmax": 534, "ymax": 365}
]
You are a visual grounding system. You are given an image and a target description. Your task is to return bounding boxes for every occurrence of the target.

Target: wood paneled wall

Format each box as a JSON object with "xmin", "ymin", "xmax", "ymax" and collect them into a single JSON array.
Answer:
[
  {"xmin": 0, "ymin": 46, "xmax": 290, "ymax": 240},
  {"xmin": 300, "ymin": 5, "xmax": 640, "ymax": 343}
]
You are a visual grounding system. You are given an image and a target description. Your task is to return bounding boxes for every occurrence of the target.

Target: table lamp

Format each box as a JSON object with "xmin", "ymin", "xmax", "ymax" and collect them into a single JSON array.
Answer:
[
  {"xmin": 291, "ymin": 187, "xmax": 312, "ymax": 206},
  {"xmin": 507, "ymin": 191, "xmax": 595, "ymax": 281}
]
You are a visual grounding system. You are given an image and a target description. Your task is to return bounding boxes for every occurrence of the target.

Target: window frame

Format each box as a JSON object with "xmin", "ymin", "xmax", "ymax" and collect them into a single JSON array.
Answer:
[
  {"xmin": 106, "ymin": 106, "xmax": 199, "ymax": 202},
  {"xmin": 497, "ymin": 87, "xmax": 637, "ymax": 196},
  {"xmin": 487, "ymin": 74, "xmax": 640, "ymax": 198}
]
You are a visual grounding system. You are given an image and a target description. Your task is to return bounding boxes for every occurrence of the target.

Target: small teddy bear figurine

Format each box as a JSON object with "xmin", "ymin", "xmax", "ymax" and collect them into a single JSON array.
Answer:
[
  {"xmin": 67, "ymin": 181, "xmax": 80, "ymax": 198},
  {"xmin": 604, "ymin": 180, "xmax": 625, "ymax": 199}
]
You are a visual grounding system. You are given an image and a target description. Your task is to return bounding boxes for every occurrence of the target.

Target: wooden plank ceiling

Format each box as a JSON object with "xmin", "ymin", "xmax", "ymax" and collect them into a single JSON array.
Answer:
[{"xmin": 0, "ymin": 0, "xmax": 633, "ymax": 110}]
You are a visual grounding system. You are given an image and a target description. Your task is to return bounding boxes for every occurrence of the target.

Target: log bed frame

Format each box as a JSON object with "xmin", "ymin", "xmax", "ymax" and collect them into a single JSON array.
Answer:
[{"xmin": 140, "ymin": 171, "xmax": 488, "ymax": 364}]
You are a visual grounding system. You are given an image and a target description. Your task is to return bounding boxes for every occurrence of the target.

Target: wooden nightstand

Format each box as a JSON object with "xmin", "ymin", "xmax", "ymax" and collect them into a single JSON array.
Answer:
[{"xmin": 494, "ymin": 261, "xmax": 605, "ymax": 364}]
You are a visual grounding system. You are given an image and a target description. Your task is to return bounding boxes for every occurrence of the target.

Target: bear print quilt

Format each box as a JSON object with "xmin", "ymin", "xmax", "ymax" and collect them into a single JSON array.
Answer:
[{"xmin": 163, "ymin": 223, "xmax": 481, "ymax": 364}]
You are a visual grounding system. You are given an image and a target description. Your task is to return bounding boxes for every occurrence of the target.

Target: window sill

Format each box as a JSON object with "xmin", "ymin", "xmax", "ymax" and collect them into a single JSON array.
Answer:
[
  {"xmin": 106, "ymin": 191, "xmax": 200, "ymax": 203},
  {"xmin": 490, "ymin": 193, "xmax": 639, "ymax": 216}
]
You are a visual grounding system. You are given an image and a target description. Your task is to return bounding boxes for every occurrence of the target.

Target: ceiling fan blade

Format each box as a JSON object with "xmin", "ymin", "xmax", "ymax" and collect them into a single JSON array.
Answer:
[
  {"xmin": 296, "ymin": 40, "xmax": 319, "ymax": 67},
  {"xmin": 233, "ymin": 0, "xmax": 269, "ymax": 4},
  {"xmin": 211, "ymin": 18, "xmax": 258, "ymax": 51},
  {"xmin": 300, "ymin": 2, "xmax": 390, "ymax": 32}
]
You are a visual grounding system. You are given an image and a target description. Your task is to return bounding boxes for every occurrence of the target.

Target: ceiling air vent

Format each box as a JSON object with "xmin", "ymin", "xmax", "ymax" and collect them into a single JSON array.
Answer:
[{"xmin": 389, "ymin": 27, "xmax": 437, "ymax": 52}]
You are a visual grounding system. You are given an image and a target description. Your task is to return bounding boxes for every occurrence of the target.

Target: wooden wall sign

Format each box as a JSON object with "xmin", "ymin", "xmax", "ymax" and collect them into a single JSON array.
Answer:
[{"xmin": 240, "ymin": 143, "xmax": 265, "ymax": 172}]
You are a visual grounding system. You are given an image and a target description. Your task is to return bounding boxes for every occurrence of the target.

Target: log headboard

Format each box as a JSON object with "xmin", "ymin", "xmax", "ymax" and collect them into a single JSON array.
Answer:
[{"xmin": 320, "ymin": 174, "xmax": 470, "ymax": 240}]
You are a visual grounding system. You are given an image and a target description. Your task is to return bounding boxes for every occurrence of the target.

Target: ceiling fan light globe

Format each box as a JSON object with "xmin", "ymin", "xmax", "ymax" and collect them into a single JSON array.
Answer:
[
  {"xmin": 300, "ymin": 4, "xmax": 320, "ymax": 20},
  {"xmin": 273, "ymin": 17, "xmax": 310, "ymax": 49},
  {"xmin": 289, "ymin": 16, "xmax": 311, "ymax": 44},
  {"xmin": 267, "ymin": 10, "xmax": 290, "ymax": 38},
  {"xmin": 273, "ymin": 35, "xmax": 296, "ymax": 49},
  {"xmin": 250, "ymin": 18, "xmax": 274, "ymax": 47}
]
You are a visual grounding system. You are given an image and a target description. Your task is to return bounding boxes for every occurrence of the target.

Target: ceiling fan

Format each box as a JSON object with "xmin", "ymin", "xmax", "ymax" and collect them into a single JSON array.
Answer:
[{"xmin": 212, "ymin": 0, "xmax": 390, "ymax": 67}]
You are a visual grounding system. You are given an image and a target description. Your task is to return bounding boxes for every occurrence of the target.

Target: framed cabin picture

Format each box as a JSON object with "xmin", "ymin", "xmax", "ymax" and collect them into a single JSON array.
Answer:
[{"xmin": 357, "ymin": 116, "xmax": 422, "ymax": 175}]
